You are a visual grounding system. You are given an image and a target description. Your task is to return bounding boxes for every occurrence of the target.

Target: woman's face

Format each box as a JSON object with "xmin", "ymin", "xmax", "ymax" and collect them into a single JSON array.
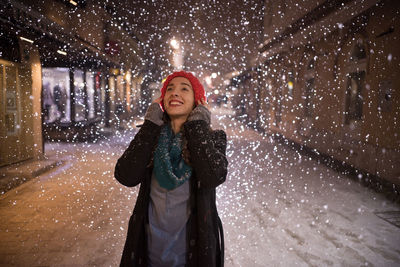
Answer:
[{"xmin": 163, "ymin": 77, "xmax": 195, "ymax": 120}]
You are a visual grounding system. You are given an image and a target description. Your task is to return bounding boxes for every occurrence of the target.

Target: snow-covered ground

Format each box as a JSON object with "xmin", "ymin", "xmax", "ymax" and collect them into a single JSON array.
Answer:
[
  {"xmin": 0, "ymin": 107, "xmax": 399, "ymax": 266},
  {"xmin": 213, "ymin": 107, "xmax": 400, "ymax": 266}
]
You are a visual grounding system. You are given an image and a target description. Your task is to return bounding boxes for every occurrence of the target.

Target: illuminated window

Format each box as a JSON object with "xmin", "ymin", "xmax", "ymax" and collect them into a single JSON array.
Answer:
[
  {"xmin": 86, "ymin": 72, "xmax": 96, "ymax": 119},
  {"xmin": 73, "ymin": 69, "xmax": 85, "ymax": 122},
  {"xmin": 42, "ymin": 68, "xmax": 71, "ymax": 124}
]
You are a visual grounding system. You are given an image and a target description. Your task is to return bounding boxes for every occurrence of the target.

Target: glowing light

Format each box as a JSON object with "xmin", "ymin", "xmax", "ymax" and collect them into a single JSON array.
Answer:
[
  {"xmin": 125, "ymin": 72, "xmax": 131, "ymax": 82},
  {"xmin": 170, "ymin": 39, "xmax": 179, "ymax": 50},
  {"xmin": 288, "ymin": 81, "xmax": 294, "ymax": 90},
  {"xmin": 69, "ymin": 0, "xmax": 78, "ymax": 6}
]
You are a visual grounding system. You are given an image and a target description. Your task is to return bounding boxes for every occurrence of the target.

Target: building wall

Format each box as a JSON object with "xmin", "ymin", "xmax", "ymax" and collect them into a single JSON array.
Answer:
[
  {"xmin": 19, "ymin": 40, "xmax": 43, "ymax": 159},
  {"xmin": 0, "ymin": 60, "xmax": 25, "ymax": 166},
  {"xmin": 21, "ymin": 0, "xmax": 109, "ymax": 51},
  {"xmin": 73, "ymin": 3, "xmax": 108, "ymax": 51},
  {"xmin": 263, "ymin": 0, "xmax": 321, "ymax": 41},
  {"xmin": 0, "ymin": 39, "xmax": 42, "ymax": 166},
  {"xmin": 239, "ymin": 0, "xmax": 400, "ymax": 185}
]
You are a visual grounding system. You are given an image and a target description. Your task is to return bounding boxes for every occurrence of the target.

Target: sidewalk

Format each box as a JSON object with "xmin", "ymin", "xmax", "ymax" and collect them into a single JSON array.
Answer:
[
  {"xmin": 0, "ymin": 114, "xmax": 145, "ymax": 196},
  {"xmin": 0, "ymin": 157, "xmax": 63, "ymax": 195}
]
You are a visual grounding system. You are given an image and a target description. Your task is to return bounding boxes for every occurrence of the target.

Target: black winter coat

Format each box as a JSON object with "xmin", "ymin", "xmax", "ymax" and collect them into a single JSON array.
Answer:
[{"xmin": 114, "ymin": 119, "xmax": 228, "ymax": 267}]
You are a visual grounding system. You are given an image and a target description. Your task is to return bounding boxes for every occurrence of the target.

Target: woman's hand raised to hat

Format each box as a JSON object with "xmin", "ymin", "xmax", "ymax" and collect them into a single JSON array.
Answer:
[
  {"xmin": 144, "ymin": 97, "xmax": 164, "ymax": 126},
  {"xmin": 187, "ymin": 99, "xmax": 211, "ymax": 125}
]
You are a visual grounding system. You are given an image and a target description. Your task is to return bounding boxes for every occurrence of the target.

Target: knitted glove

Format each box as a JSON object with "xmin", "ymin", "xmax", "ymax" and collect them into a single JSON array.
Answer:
[
  {"xmin": 187, "ymin": 104, "xmax": 211, "ymax": 125},
  {"xmin": 144, "ymin": 102, "xmax": 164, "ymax": 126}
]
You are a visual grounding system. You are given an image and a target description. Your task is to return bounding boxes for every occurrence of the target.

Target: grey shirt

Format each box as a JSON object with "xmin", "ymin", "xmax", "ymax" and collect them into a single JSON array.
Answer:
[
  {"xmin": 147, "ymin": 172, "xmax": 191, "ymax": 267},
  {"xmin": 145, "ymin": 102, "xmax": 210, "ymax": 266}
]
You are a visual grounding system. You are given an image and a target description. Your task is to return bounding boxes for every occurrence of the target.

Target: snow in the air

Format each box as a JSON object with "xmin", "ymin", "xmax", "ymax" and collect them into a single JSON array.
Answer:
[
  {"xmin": 0, "ymin": 0, "xmax": 399, "ymax": 266},
  {"xmin": 1, "ymin": 108, "xmax": 399, "ymax": 266}
]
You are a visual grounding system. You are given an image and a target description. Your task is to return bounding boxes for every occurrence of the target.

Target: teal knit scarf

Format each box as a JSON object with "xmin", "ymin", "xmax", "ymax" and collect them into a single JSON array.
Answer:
[{"xmin": 154, "ymin": 124, "xmax": 192, "ymax": 190}]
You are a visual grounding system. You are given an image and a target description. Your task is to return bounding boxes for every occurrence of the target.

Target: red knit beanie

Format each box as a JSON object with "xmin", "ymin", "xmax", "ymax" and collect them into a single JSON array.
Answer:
[{"xmin": 160, "ymin": 71, "xmax": 206, "ymax": 110}]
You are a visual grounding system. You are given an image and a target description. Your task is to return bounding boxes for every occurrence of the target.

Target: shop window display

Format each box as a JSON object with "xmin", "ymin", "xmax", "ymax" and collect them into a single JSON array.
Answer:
[
  {"xmin": 86, "ymin": 71, "xmax": 96, "ymax": 119},
  {"xmin": 96, "ymin": 72, "xmax": 104, "ymax": 117},
  {"xmin": 74, "ymin": 69, "xmax": 86, "ymax": 122},
  {"xmin": 42, "ymin": 68, "xmax": 70, "ymax": 123}
]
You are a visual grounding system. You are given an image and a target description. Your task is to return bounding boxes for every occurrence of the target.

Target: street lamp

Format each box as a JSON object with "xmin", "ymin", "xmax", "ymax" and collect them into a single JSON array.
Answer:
[
  {"xmin": 169, "ymin": 38, "xmax": 183, "ymax": 70},
  {"xmin": 170, "ymin": 39, "xmax": 179, "ymax": 50}
]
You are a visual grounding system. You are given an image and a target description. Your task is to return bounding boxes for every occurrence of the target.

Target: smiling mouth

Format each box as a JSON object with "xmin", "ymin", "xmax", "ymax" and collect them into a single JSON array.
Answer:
[{"xmin": 169, "ymin": 100, "xmax": 184, "ymax": 106}]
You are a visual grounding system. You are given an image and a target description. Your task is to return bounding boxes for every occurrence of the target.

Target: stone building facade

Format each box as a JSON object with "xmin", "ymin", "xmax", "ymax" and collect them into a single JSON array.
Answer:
[{"xmin": 232, "ymin": 0, "xmax": 399, "ymax": 186}]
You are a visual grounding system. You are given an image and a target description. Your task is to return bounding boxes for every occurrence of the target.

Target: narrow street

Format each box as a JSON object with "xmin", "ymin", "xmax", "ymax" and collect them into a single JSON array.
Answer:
[{"xmin": 0, "ymin": 108, "xmax": 399, "ymax": 266}]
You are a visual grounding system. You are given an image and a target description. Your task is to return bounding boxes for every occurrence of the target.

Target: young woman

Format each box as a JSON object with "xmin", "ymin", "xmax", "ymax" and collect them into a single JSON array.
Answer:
[{"xmin": 115, "ymin": 71, "xmax": 228, "ymax": 267}]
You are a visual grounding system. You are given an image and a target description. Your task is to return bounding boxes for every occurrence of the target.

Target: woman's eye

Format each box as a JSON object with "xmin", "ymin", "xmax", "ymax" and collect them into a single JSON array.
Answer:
[
  {"xmin": 182, "ymin": 87, "xmax": 188, "ymax": 91},
  {"xmin": 167, "ymin": 87, "xmax": 172, "ymax": 91}
]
